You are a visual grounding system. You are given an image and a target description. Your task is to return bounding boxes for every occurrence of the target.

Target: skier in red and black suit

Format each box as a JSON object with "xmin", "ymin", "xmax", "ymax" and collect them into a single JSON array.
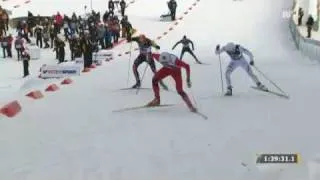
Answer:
[
  {"xmin": 128, "ymin": 34, "xmax": 167, "ymax": 89},
  {"xmin": 146, "ymin": 52, "xmax": 197, "ymax": 112}
]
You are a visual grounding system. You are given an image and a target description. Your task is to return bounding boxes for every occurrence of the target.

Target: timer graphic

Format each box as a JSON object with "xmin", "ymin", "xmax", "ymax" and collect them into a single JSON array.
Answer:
[{"xmin": 256, "ymin": 153, "xmax": 300, "ymax": 164}]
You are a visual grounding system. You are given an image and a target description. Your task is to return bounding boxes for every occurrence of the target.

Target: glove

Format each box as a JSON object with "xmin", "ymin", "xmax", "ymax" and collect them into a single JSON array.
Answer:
[
  {"xmin": 216, "ymin": 44, "xmax": 220, "ymax": 51},
  {"xmin": 187, "ymin": 79, "xmax": 192, "ymax": 88},
  {"xmin": 249, "ymin": 61, "xmax": 254, "ymax": 66},
  {"xmin": 215, "ymin": 44, "xmax": 220, "ymax": 54},
  {"xmin": 155, "ymin": 45, "xmax": 160, "ymax": 50}
]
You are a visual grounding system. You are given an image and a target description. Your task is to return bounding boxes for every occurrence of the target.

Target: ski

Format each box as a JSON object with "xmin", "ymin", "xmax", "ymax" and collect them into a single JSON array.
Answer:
[
  {"xmin": 251, "ymin": 86, "xmax": 290, "ymax": 99},
  {"xmin": 113, "ymin": 104, "xmax": 208, "ymax": 119},
  {"xmin": 119, "ymin": 87, "xmax": 151, "ymax": 90},
  {"xmin": 194, "ymin": 62, "xmax": 211, "ymax": 65},
  {"xmin": 112, "ymin": 104, "xmax": 175, "ymax": 112},
  {"xmin": 119, "ymin": 87, "xmax": 171, "ymax": 92},
  {"xmin": 193, "ymin": 111, "xmax": 208, "ymax": 120}
]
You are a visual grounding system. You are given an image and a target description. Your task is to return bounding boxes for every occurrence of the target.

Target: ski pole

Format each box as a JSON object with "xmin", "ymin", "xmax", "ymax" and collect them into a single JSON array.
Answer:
[
  {"xmin": 253, "ymin": 65, "xmax": 288, "ymax": 95},
  {"xmin": 218, "ymin": 54, "xmax": 224, "ymax": 94},
  {"xmin": 136, "ymin": 63, "xmax": 148, "ymax": 95},
  {"xmin": 126, "ymin": 42, "xmax": 133, "ymax": 87},
  {"xmin": 189, "ymin": 87, "xmax": 199, "ymax": 109}
]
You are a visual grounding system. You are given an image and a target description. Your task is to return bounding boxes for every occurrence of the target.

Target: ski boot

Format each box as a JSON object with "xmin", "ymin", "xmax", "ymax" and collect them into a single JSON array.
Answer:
[
  {"xmin": 181, "ymin": 93, "xmax": 197, "ymax": 112},
  {"xmin": 131, "ymin": 81, "xmax": 141, "ymax": 89},
  {"xmin": 189, "ymin": 106, "xmax": 197, "ymax": 112},
  {"xmin": 146, "ymin": 98, "xmax": 160, "ymax": 107},
  {"xmin": 257, "ymin": 82, "xmax": 268, "ymax": 91},
  {"xmin": 225, "ymin": 86, "xmax": 232, "ymax": 96},
  {"xmin": 196, "ymin": 60, "xmax": 203, "ymax": 64}
]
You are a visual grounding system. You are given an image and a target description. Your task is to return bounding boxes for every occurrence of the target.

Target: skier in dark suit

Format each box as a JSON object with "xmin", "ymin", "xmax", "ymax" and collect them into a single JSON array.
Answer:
[{"xmin": 172, "ymin": 35, "xmax": 202, "ymax": 64}]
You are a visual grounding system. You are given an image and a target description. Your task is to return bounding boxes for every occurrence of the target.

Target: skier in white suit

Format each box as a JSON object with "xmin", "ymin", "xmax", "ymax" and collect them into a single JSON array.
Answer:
[{"xmin": 215, "ymin": 42, "xmax": 267, "ymax": 96}]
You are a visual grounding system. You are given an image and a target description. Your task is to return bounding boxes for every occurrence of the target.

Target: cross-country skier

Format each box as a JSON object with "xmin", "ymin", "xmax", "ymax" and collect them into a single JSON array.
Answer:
[
  {"xmin": 215, "ymin": 42, "xmax": 268, "ymax": 96},
  {"xmin": 146, "ymin": 52, "xmax": 197, "ymax": 112},
  {"xmin": 128, "ymin": 34, "xmax": 167, "ymax": 89},
  {"xmin": 172, "ymin": 35, "xmax": 202, "ymax": 64}
]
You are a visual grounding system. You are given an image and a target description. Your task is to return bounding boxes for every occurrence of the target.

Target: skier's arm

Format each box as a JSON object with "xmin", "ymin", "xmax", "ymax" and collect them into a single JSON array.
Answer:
[
  {"xmin": 240, "ymin": 47, "xmax": 254, "ymax": 62},
  {"xmin": 189, "ymin": 39, "xmax": 195, "ymax": 50},
  {"xmin": 215, "ymin": 44, "xmax": 226, "ymax": 54},
  {"xmin": 128, "ymin": 36, "xmax": 139, "ymax": 42},
  {"xmin": 151, "ymin": 40, "xmax": 160, "ymax": 49},
  {"xmin": 172, "ymin": 40, "xmax": 181, "ymax": 50}
]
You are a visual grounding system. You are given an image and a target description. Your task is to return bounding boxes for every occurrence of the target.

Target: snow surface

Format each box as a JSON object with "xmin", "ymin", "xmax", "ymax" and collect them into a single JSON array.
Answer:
[{"xmin": 1, "ymin": 0, "xmax": 320, "ymax": 179}]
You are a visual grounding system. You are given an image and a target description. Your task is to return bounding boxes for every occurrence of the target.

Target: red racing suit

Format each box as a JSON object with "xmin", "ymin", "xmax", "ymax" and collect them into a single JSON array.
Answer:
[{"xmin": 151, "ymin": 53, "xmax": 194, "ymax": 110}]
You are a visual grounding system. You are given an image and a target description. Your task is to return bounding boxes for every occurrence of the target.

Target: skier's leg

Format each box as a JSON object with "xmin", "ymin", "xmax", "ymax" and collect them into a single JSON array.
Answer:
[
  {"xmin": 152, "ymin": 68, "xmax": 171, "ymax": 100},
  {"xmin": 148, "ymin": 55, "xmax": 157, "ymax": 73},
  {"xmin": 148, "ymin": 54, "xmax": 168, "ymax": 90},
  {"xmin": 225, "ymin": 60, "xmax": 240, "ymax": 95},
  {"xmin": 180, "ymin": 48, "xmax": 187, "ymax": 60},
  {"xmin": 225, "ymin": 61, "xmax": 237, "ymax": 88},
  {"xmin": 239, "ymin": 58, "xmax": 259, "ymax": 84},
  {"xmin": 172, "ymin": 70, "xmax": 196, "ymax": 111},
  {"xmin": 132, "ymin": 54, "xmax": 145, "ymax": 87},
  {"xmin": 186, "ymin": 48, "xmax": 202, "ymax": 64},
  {"xmin": 239, "ymin": 58, "xmax": 267, "ymax": 90}
]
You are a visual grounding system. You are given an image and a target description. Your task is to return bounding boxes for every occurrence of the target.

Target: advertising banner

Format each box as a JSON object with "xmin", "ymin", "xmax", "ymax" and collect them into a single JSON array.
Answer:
[{"xmin": 40, "ymin": 65, "xmax": 81, "ymax": 78}]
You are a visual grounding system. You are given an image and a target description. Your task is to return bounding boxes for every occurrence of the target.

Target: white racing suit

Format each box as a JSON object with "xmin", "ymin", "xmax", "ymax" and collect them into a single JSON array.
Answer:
[{"xmin": 216, "ymin": 43, "xmax": 260, "ymax": 88}]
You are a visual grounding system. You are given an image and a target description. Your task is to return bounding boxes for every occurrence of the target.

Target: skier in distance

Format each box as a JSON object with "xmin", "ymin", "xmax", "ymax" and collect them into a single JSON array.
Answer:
[{"xmin": 172, "ymin": 35, "xmax": 202, "ymax": 64}]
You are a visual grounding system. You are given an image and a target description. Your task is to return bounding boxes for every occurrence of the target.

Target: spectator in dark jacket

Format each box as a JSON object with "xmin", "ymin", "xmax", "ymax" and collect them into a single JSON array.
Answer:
[
  {"xmin": 15, "ymin": 35, "xmax": 25, "ymax": 60},
  {"xmin": 97, "ymin": 24, "xmax": 106, "ymax": 49},
  {"xmin": 49, "ymin": 25, "xmax": 56, "ymax": 48},
  {"xmin": 1, "ymin": 35, "xmax": 8, "ymax": 58},
  {"xmin": 120, "ymin": 0, "xmax": 126, "ymax": 16},
  {"xmin": 306, "ymin": 15, "xmax": 314, "ymax": 38},
  {"xmin": 27, "ymin": 11, "xmax": 35, "ymax": 37},
  {"xmin": 22, "ymin": 50, "xmax": 30, "ymax": 77},
  {"xmin": 69, "ymin": 35, "xmax": 78, "ymax": 60},
  {"xmin": 108, "ymin": 0, "xmax": 115, "ymax": 14},
  {"xmin": 298, "ymin": 8, "xmax": 304, "ymax": 26},
  {"xmin": 34, "ymin": 25, "xmax": 43, "ymax": 48},
  {"xmin": 105, "ymin": 26, "xmax": 113, "ymax": 49},
  {"xmin": 7, "ymin": 34, "xmax": 13, "ymax": 58},
  {"xmin": 43, "ymin": 26, "xmax": 50, "ymax": 48},
  {"xmin": 1, "ymin": 35, "xmax": 12, "ymax": 58},
  {"xmin": 80, "ymin": 32, "xmax": 94, "ymax": 68},
  {"xmin": 57, "ymin": 38, "xmax": 65, "ymax": 63},
  {"xmin": 103, "ymin": 10, "xmax": 110, "ymax": 23},
  {"xmin": 72, "ymin": 36, "xmax": 82, "ymax": 59},
  {"xmin": 168, "ymin": 0, "xmax": 177, "ymax": 21},
  {"xmin": 53, "ymin": 36, "xmax": 65, "ymax": 63}
]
